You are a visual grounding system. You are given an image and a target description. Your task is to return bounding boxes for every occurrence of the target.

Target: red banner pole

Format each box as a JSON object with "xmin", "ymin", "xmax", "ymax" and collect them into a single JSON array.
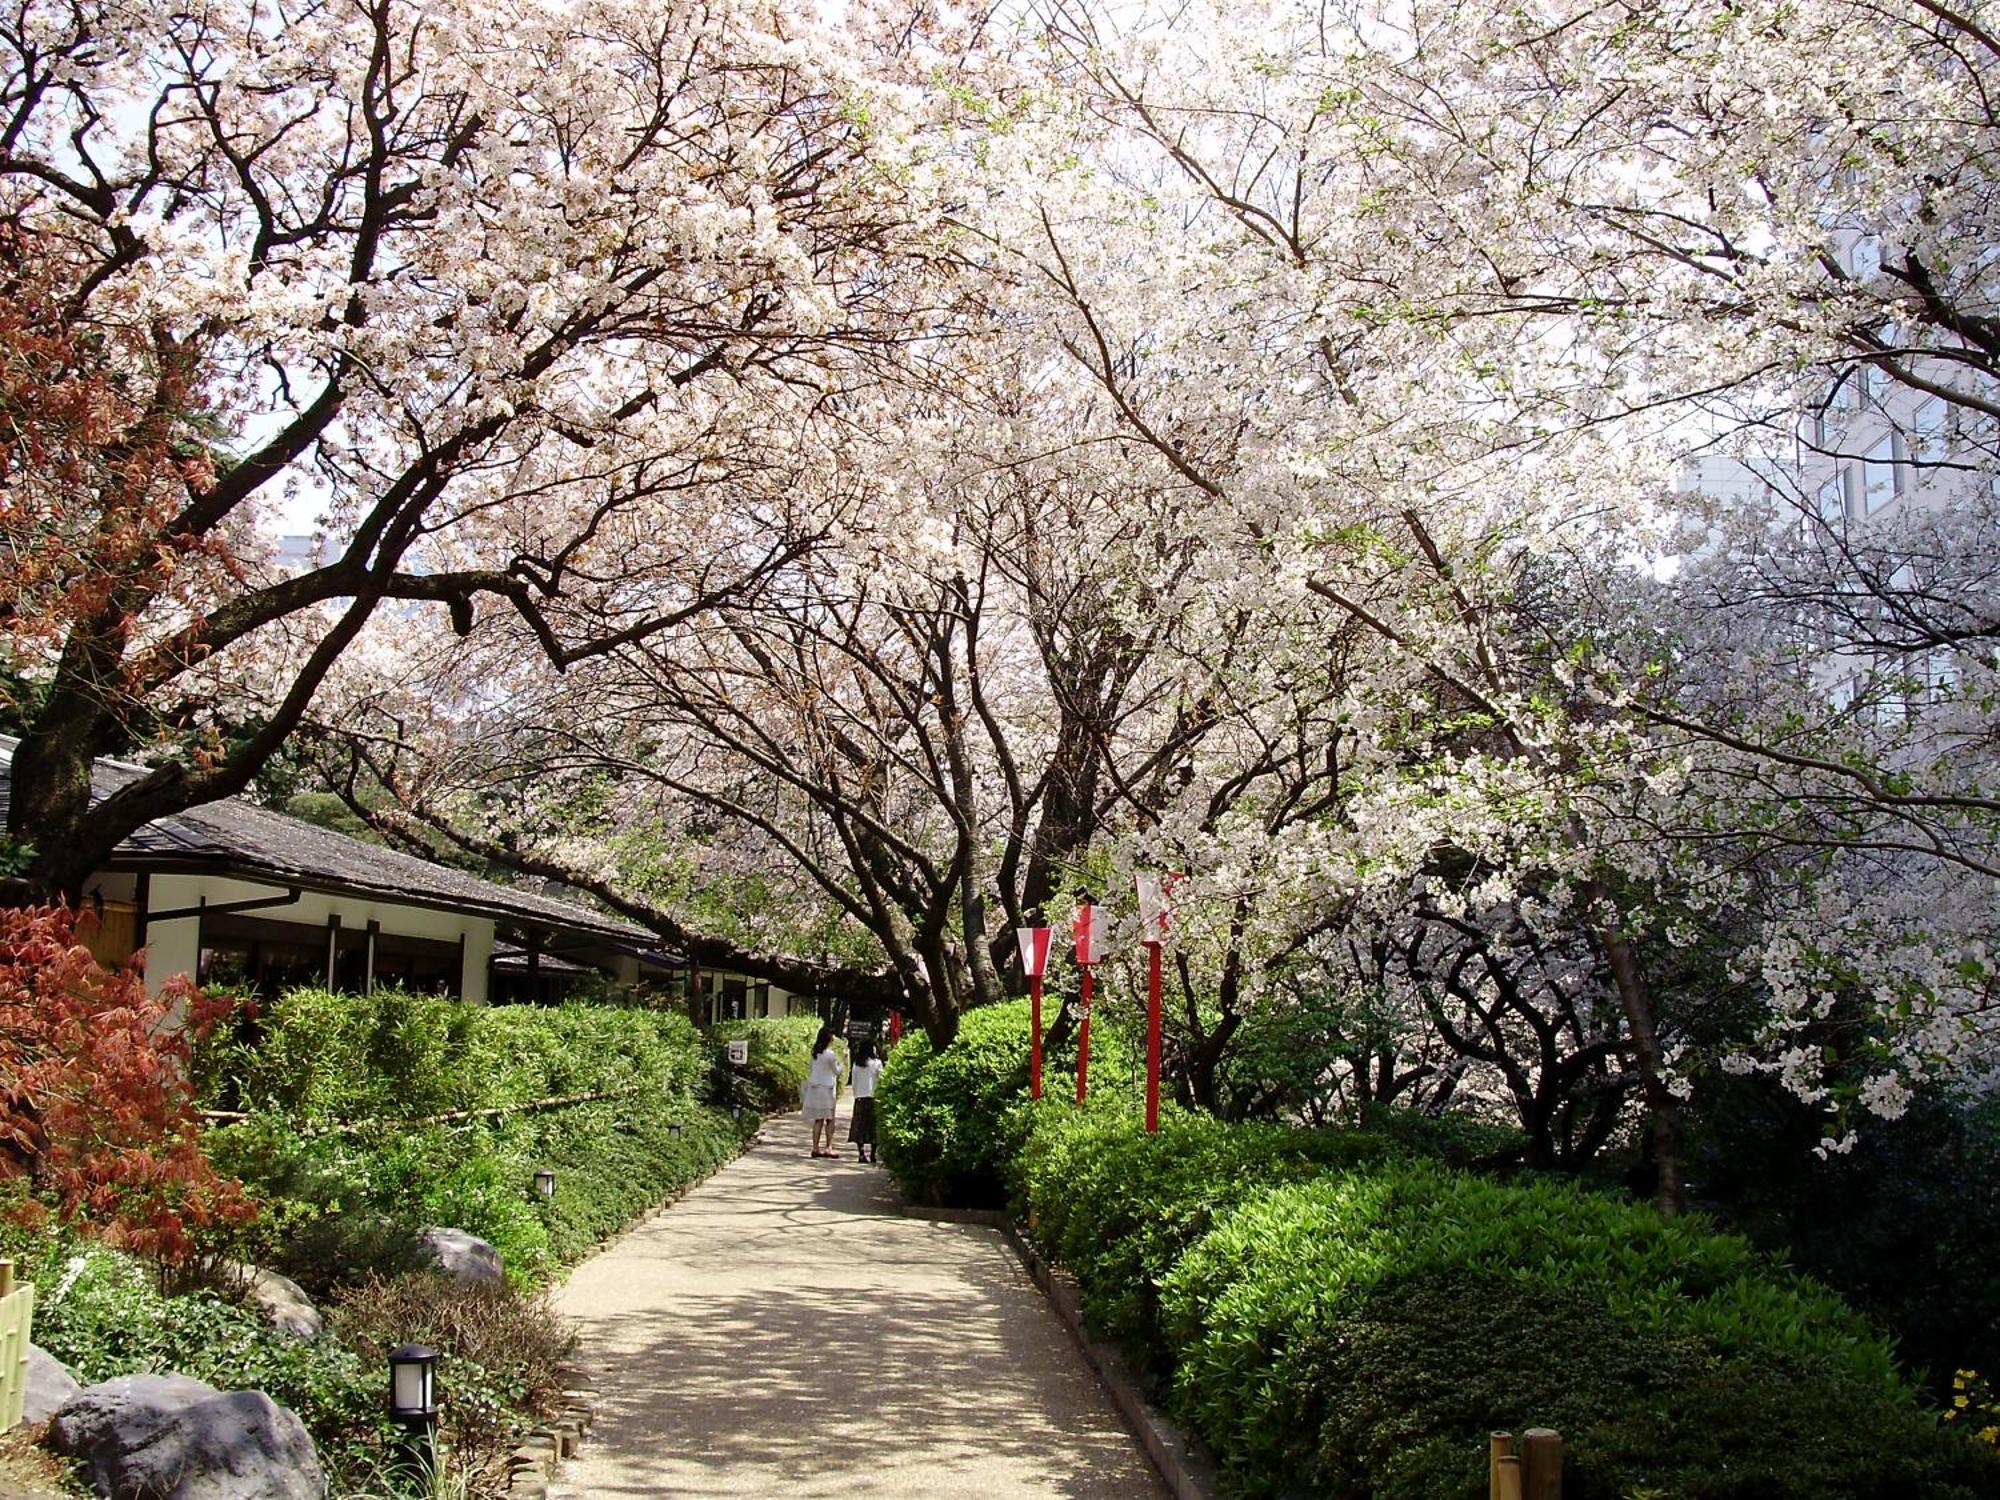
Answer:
[
  {"xmin": 1145, "ymin": 940, "xmax": 1162, "ymax": 1132},
  {"xmin": 1029, "ymin": 972, "xmax": 1043, "ymax": 1100},
  {"xmin": 1075, "ymin": 966, "xmax": 1093, "ymax": 1105}
]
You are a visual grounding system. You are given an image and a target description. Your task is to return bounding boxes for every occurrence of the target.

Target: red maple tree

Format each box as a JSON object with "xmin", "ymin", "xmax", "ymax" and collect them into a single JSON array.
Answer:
[{"xmin": 0, "ymin": 906, "xmax": 254, "ymax": 1262}]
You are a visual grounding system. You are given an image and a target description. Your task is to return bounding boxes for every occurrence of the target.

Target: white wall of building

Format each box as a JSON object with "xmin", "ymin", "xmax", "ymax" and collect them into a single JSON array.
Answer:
[{"xmin": 139, "ymin": 872, "xmax": 497, "ymax": 1003}]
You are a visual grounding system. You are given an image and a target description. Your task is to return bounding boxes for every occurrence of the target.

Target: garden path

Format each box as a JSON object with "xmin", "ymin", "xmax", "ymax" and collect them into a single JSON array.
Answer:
[{"xmin": 548, "ymin": 1104, "xmax": 1167, "ymax": 1500}]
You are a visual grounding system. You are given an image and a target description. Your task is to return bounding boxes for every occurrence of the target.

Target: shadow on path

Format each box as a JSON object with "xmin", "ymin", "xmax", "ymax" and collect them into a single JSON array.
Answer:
[{"xmin": 550, "ymin": 1107, "xmax": 1165, "ymax": 1500}]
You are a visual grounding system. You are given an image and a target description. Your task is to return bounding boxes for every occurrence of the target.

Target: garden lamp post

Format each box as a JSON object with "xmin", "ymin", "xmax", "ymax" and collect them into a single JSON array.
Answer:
[
  {"xmin": 532, "ymin": 1169, "xmax": 556, "ymax": 1200},
  {"xmin": 1135, "ymin": 871, "xmax": 1183, "ymax": 1134},
  {"xmin": 1073, "ymin": 899, "xmax": 1100, "ymax": 1104},
  {"xmin": 1016, "ymin": 922, "xmax": 1052, "ymax": 1099},
  {"xmin": 388, "ymin": 1344, "xmax": 440, "ymax": 1481}
]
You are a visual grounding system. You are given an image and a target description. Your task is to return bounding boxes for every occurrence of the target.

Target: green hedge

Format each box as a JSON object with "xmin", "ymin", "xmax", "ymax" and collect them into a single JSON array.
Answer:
[
  {"xmin": 1012, "ymin": 1105, "xmax": 1516, "ymax": 1370},
  {"xmin": 202, "ymin": 989, "xmax": 759, "ymax": 1291},
  {"xmin": 207, "ymin": 988, "xmax": 709, "ymax": 1123},
  {"xmin": 876, "ymin": 998, "xmax": 1134, "ymax": 1207},
  {"xmin": 1302, "ymin": 1268, "xmax": 1996, "ymax": 1500}
]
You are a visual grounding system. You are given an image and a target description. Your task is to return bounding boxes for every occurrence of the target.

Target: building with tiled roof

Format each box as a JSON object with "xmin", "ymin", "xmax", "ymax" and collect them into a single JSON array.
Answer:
[{"xmin": 1, "ymin": 735, "xmax": 679, "ymax": 1003}]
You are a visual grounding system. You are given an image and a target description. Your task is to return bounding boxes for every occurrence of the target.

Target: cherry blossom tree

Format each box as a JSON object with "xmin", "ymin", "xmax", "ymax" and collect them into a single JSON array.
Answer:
[
  {"xmin": 0, "ymin": 0, "xmax": 956, "ymax": 898},
  {"xmin": 953, "ymin": 0, "xmax": 2000, "ymax": 1196}
]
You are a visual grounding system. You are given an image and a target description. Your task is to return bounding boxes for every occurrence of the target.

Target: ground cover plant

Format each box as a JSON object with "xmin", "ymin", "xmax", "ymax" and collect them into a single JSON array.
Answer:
[
  {"xmin": 4, "ymin": 977, "xmax": 795, "ymax": 1498},
  {"xmin": 6, "ymin": 1232, "xmax": 392, "ymax": 1484}
]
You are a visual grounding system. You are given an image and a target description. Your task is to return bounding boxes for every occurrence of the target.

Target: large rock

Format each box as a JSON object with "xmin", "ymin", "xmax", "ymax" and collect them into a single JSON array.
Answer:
[
  {"xmin": 219, "ymin": 1261, "xmax": 322, "ymax": 1341},
  {"xmin": 50, "ymin": 1373, "xmax": 326, "ymax": 1500},
  {"xmin": 416, "ymin": 1226, "xmax": 504, "ymax": 1284},
  {"xmin": 20, "ymin": 1343, "xmax": 81, "ymax": 1425}
]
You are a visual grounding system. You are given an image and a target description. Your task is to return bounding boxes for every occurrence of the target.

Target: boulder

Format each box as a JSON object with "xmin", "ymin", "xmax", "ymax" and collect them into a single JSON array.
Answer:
[
  {"xmin": 50, "ymin": 1373, "xmax": 326, "ymax": 1500},
  {"xmin": 20, "ymin": 1343, "xmax": 81, "ymax": 1425},
  {"xmin": 219, "ymin": 1261, "xmax": 322, "ymax": 1341},
  {"xmin": 416, "ymin": 1226, "xmax": 504, "ymax": 1284}
]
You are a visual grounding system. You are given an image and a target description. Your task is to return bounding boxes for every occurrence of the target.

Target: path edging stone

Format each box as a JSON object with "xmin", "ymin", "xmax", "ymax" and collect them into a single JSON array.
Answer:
[
  {"xmin": 896, "ymin": 1205, "xmax": 1218, "ymax": 1500},
  {"xmin": 497, "ymin": 1371, "xmax": 594, "ymax": 1500}
]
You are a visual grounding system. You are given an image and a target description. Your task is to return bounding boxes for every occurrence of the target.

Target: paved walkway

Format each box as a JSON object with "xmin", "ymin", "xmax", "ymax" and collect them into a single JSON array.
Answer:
[{"xmin": 549, "ymin": 1106, "xmax": 1167, "ymax": 1500}]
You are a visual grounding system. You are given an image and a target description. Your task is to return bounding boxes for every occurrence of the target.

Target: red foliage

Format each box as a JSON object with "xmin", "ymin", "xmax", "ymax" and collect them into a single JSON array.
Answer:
[
  {"xmin": 0, "ymin": 906, "xmax": 254, "ymax": 1262},
  {"xmin": 0, "ymin": 226, "xmax": 228, "ymax": 661}
]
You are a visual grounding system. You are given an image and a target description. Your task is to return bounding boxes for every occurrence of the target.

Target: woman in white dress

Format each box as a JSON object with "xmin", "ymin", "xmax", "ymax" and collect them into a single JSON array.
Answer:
[{"xmin": 802, "ymin": 1026, "xmax": 841, "ymax": 1158}]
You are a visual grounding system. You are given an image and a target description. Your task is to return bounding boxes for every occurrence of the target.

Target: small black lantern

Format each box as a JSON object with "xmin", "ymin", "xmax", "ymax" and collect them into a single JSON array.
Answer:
[
  {"xmin": 388, "ymin": 1343, "xmax": 440, "ymax": 1480},
  {"xmin": 532, "ymin": 1169, "xmax": 556, "ymax": 1199},
  {"xmin": 668, "ymin": 1121, "xmax": 685, "ymax": 1140},
  {"xmin": 388, "ymin": 1344, "xmax": 439, "ymax": 1423}
]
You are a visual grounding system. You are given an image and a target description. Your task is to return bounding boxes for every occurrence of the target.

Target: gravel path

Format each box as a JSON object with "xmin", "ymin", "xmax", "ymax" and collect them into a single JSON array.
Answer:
[{"xmin": 549, "ymin": 1106, "xmax": 1167, "ymax": 1500}]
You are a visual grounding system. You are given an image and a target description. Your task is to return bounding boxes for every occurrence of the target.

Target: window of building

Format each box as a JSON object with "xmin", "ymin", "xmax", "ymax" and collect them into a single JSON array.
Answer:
[
  {"xmin": 1910, "ymin": 396, "xmax": 1949, "ymax": 463},
  {"xmin": 1861, "ymin": 432, "xmax": 1904, "ymax": 514},
  {"xmin": 1926, "ymin": 648, "xmax": 1962, "ymax": 698},
  {"xmin": 1815, "ymin": 474, "xmax": 1846, "ymax": 525}
]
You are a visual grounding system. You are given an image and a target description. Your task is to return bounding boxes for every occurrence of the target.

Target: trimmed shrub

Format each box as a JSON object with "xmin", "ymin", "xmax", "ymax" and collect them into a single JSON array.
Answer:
[
  {"xmin": 877, "ymin": 999, "xmax": 1133, "ymax": 1207},
  {"xmin": 1304, "ymin": 1269, "xmax": 2000, "ymax": 1500},
  {"xmin": 1160, "ymin": 1163, "xmax": 1999, "ymax": 1500},
  {"xmin": 208, "ymin": 1096, "xmax": 752, "ymax": 1291},
  {"xmin": 203, "ymin": 987, "xmax": 756, "ymax": 1290},
  {"xmin": 1688, "ymin": 1076, "xmax": 2000, "ymax": 1394},
  {"xmin": 529, "ymin": 1098, "xmax": 750, "ymax": 1264},
  {"xmin": 1015, "ymin": 1106, "xmax": 1401, "ymax": 1368},
  {"xmin": 210, "ymin": 989, "xmax": 708, "ymax": 1125}
]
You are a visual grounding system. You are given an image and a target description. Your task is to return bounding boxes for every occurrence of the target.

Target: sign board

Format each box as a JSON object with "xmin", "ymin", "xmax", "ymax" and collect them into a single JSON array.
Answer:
[
  {"xmin": 726, "ymin": 1038, "xmax": 749, "ymax": 1067},
  {"xmin": 845, "ymin": 1018, "xmax": 876, "ymax": 1045}
]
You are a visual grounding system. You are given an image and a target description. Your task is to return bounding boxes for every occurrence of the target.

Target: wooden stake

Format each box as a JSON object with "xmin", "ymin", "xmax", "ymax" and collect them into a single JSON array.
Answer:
[
  {"xmin": 1494, "ymin": 1453, "xmax": 1524, "ymax": 1500},
  {"xmin": 0, "ymin": 1260, "xmax": 14, "ymax": 1300},
  {"xmin": 1521, "ymin": 1428, "xmax": 1564, "ymax": 1500},
  {"xmin": 1488, "ymin": 1431, "xmax": 1513, "ymax": 1499}
]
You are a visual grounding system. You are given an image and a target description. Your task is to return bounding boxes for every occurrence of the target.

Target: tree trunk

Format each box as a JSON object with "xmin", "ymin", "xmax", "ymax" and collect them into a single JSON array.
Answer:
[
  {"xmin": 1592, "ymin": 887, "xmax": 1685, "ymax": 1216},
  {"xmin": 8, "ymin": 694, "xmax": 117, "ymax": 901}
]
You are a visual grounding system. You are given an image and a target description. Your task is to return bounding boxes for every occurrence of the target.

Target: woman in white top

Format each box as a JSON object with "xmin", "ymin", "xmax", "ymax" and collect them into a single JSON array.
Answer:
[
  {"xmin": 802, "ymin": 1026, "xmax": 841, "ymax": 1158},
  {"xmin": 847, "ymin": 1040, "xmax": 885, "ymax": 1164}
]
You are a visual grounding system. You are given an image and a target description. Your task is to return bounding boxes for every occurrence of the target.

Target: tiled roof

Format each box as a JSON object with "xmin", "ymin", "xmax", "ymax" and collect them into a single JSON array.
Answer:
[{"xmin": 0, "ymin": 736, "xmax": 655, "ymax": 946}]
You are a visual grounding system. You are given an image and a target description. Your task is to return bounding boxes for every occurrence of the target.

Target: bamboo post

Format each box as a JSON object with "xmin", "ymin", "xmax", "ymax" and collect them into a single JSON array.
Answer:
[
  {"xmin": 1521, "ymin": 1427, "xmax": 1563, "ymax": 1500},
  {"xmin": 0, "ymin": 1260, "xmax": 14, "ymax": 1300},
  {"xmin": 1494, "ymin": 1453, "xmax": 1525, "ymax": 1500},
  {"xmin": 0, "ymin": 1278, "xmax": 28, "ymax": 1431},
  {"xmin": 1488, "ymin": 1431, "xmax": 1513, "ymax": 1499}
]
